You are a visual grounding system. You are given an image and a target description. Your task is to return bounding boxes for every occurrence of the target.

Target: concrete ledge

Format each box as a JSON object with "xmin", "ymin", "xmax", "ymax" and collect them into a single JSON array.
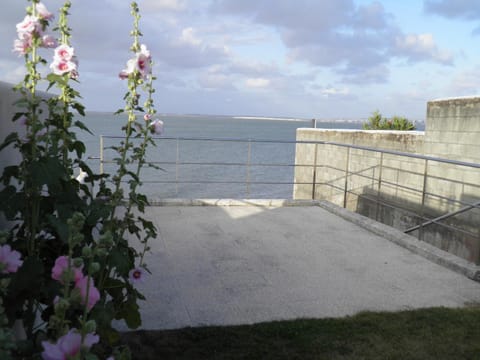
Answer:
[
  {"xmin": 318, "ymin": 200, "xmax": 480, "ymax": 282},
  {"xmin": 149, "ymin": 198, "xmax": 323, "ymax": 207}
]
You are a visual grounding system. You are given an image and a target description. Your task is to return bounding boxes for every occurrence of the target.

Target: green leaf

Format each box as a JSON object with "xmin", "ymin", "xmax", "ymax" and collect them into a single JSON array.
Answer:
[
  {"xmin": 103, "ymin": 278, "xmax": 125, "ymax": 299},
  {"xmin": 108, "ymin": 248, "xmax": 133, "ymax": 276},
  {"xmin": 9, "ymin": 257, "xmax": 44, "ymax": 297},
  {"xmin": 29, "ymin": 157, "xmax": 67, "ymax": 187},
  {"xmin": 0, "ymin": 133, "xmax": 18, "ymax": 152},
  {"xmin": 46, "ymin": 73, "xmax": 68, "ymax": 87},
  {"xmin": 72, "ymin": 102, "xmax": 86, "ymax": 116},
  {"xmin": 120, "ymin": 300, "xmax": 141, "ymax": 329},
  {"xmin": 48, "ymin": 214, "xmax": 69, "ymax": 243},
  {"xmin": 74, "ymin": 120, "xmax": 92, "ymax": 134},
  {"xmin": 69, "ymin": 141, "xmax": 86, "ymax": 158},
  {"xmin": 0, "ymin": 186, "xmax": 22, "ymax": 219}
]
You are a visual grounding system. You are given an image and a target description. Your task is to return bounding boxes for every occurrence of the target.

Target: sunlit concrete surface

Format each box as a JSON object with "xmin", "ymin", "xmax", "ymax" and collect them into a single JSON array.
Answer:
[{"xmin": 124, "ymin": 200, "xmax": 480, "ymax": 330}]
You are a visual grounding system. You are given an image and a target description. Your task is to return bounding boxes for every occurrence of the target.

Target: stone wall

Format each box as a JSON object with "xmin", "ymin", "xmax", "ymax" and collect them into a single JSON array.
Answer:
[{"xmin": 294, "ymin": 97, "xmax": 480, "ymax": 263}]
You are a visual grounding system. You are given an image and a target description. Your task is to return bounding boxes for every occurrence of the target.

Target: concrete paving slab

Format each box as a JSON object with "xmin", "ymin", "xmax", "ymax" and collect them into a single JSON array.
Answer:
[{"xmin": 126, "ymin": 202, "xmax": 480, "ymax": 330}]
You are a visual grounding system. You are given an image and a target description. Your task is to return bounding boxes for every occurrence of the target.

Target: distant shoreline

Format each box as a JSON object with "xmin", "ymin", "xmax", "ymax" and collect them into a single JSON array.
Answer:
[{"xmin": 84, "ymin": 111, "xmax": 371, "ymax": 123}]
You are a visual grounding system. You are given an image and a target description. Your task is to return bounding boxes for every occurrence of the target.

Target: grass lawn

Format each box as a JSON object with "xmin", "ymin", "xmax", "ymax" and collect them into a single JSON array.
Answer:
[{"xmin": 120, "ymin": 306, "xmax": 480, "ymax": 359}]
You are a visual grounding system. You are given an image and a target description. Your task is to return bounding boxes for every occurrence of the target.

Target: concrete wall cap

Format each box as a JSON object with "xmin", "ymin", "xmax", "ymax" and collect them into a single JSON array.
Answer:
[{"xmin": 429, "ymin": 96, "xmax": 480, "ymax": 104}]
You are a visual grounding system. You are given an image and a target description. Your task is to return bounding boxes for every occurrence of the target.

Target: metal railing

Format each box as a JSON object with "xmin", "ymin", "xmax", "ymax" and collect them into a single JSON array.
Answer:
[{"xmin": 91, "ymin": 135, "xmax": 480, "ymax": 243}]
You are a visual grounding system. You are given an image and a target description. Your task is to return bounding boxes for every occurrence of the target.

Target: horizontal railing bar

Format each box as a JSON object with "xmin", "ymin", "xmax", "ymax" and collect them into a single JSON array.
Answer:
[
  {"xmin": 100, "ymin": 160, "xmax": 313, "ymax": 168},
  {"xmin": 100, "ymin": 135, "xmax": 480, "ymax": 170},
  {"xmin": 121, "ymin": 180, "xmax": 313, "ymax": 185}
]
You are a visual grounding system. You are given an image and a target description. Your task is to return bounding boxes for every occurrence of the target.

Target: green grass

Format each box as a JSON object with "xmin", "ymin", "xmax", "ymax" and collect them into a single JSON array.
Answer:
[{"xmin": 120, "ymin": 307, "xmax": 480, "ymax": 359}]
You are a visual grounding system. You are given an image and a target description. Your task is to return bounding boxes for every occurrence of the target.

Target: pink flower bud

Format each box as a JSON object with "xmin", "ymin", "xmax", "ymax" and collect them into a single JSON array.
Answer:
[
  {"xmin": 36, "ymin": 3, "xmax": 55, "ymax": 21},
  {"xmin": 42, "ymin": 35, "xmax": 57, "ymax": 49}
]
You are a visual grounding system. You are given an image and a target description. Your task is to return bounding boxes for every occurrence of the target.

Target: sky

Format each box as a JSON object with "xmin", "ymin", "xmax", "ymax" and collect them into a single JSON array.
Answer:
[{"xmin": 2, "ymin": 0, "xmax": 480, "ymax": 120}]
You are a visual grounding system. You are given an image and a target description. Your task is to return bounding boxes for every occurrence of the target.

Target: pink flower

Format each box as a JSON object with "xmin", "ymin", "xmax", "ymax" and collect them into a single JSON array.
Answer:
[
  {"xmin": 150, "ymin": 119, "xmax": 164, "ymax": 135},
  {"xmin": 0, "ymin": 245, "xmax": 23, "ymax": 274},
  {"xmin": 119, "ymin": 44, "xmax": 152, "ymax": 80},
  {"xmin": 36, "ymin": 3, "xmax": 54, "ymax": 21},
  {"xmin": 118, "ymin": 70, "xmax": 129, "ymax": 79},
  {"xmin": 54, "ymin": 44, "xmax": 74, "ymax": 61},
  {"xmin": 75, "ymin": 275, "xmax": 100, "ymax": 311},
  {"xmin": 51, "ymin": 256, "xmax": 83, "ymax": 283},
  {"xmin": 50, "ymin": 59, "xmax": 77, "ymax": 75},
  {"xmin": 13, "ymin": 37, "xmax": 32, "ymax": 56},
  {"xmin": 42, "ymin": 35, "xmax": 57, "ymax": 48},
  {"xmin": 128, "ymin": 267, "xmax": 147, "ymax": 284},
  {"xmin": 16, "ymin": 15, "xmax": 41, "ymax": 37},
  {"xmin": 136, "ymin": 53, "xmax": 151, "ymax": 78},
  {"xmin": 41, "ymin": 329, "xmax": 99, "ymax": 360},
  {"xmin": 144, "ymin": 113, "xmax": 152, "ymax": 121}
]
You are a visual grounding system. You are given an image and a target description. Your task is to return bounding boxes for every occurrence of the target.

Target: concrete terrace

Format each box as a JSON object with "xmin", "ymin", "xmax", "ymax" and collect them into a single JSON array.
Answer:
[{"xmin": 125, "ymin": 200, "xmax": 480, "ymax": 331}]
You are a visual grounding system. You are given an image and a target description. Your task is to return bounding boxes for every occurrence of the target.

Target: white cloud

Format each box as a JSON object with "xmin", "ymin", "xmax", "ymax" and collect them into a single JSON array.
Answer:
[
  {"xmin": 245, "ymin": 78, "xmax": 270, "ymax": 88},
  {"xmin": 143, "ymin": 0, "xmax": 186, "ymax": 12},
  {"xmin": 213, "ymin": 0, "xmax": 454, "ymax": 84},
  {"xmin": 394, "ymin": 33, "xmax": 453, "ymax": 64},
  {"xmin": 321, "ymin": 87, "xmax": 351, "ymax": 97},
  {"xmin": 197, "ymin": 67, "xmax": 235, "ymax": 89},
  {"xmin": 180, "ymin": 27, "xmax": 202, "ymax": 46}
]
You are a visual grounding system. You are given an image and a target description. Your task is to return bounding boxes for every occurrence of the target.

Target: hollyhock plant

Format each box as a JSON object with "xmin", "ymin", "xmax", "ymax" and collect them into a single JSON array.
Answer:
[
  {"xmin": 0, "ymin": 245, "xmax": 23, "ymax": 274},
  {"xmin": 41, "ymin": 329, "xmax": 99, "ymax": 360},
  {"xmin": 1, "ymin": 1, "xmax": 157, "ymax": 358}
]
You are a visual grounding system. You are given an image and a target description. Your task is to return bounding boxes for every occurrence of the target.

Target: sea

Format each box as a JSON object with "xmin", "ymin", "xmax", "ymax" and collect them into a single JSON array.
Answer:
[{"xmin": 77, "ymin": 112, "xmax": 424, "ymax": 199}]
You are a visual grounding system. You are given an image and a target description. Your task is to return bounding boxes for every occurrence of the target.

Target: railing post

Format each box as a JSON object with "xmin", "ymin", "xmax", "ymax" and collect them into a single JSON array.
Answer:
[
  {"xmin": 419, "ymin": 159, "xmax": 429, "ymax": 240},
  {"xmin": 175, "ymin": 138, "xmax": 180, "ymax": 195},
  {"xmin": 99, "ymin": 135, "xmax": 104, "ymax": 174},
  {"xmin": 375, "ymin": 152, "xmax": 384, "ymax": 221},
  {"xmin": 343, "ymin": 147, "xmax": 351, "ymax": 208},
  {"xmin": 311, "ymin": 143, "xmax": 318, "ymax": 200},
  {"xmin": 246, "ymin": 140, "xmax": 251, "ymax": 198}
]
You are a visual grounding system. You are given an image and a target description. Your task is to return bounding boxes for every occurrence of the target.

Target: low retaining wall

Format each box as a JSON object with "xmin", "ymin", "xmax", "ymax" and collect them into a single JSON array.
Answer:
[{"xmin": 294, "ymin": 98, "xmax": 480, "ymax": 264}]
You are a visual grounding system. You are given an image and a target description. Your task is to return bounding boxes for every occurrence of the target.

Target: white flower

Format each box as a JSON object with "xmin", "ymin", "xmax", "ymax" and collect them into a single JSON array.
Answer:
[
  {"xmin": 139, "ymin": 44, "xmax": 151, "ymax": 59},
  {"xmin": 50, "ymin": 59, "xmax": 77, "ymax": 75},
  {"xmin": 16, "ymin": 15, "xmax": 41, "ymax": 37},
  {"xmin": 128, "ymin": 267, "xmax": 147, "ymax": 284},
  {"xmin": 54, "ymin": 44, "xmax": 74, "ymax": 61},
  {"xmin": 151, "ymin": 119, "xmax": 164, "ymax": 135}
]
